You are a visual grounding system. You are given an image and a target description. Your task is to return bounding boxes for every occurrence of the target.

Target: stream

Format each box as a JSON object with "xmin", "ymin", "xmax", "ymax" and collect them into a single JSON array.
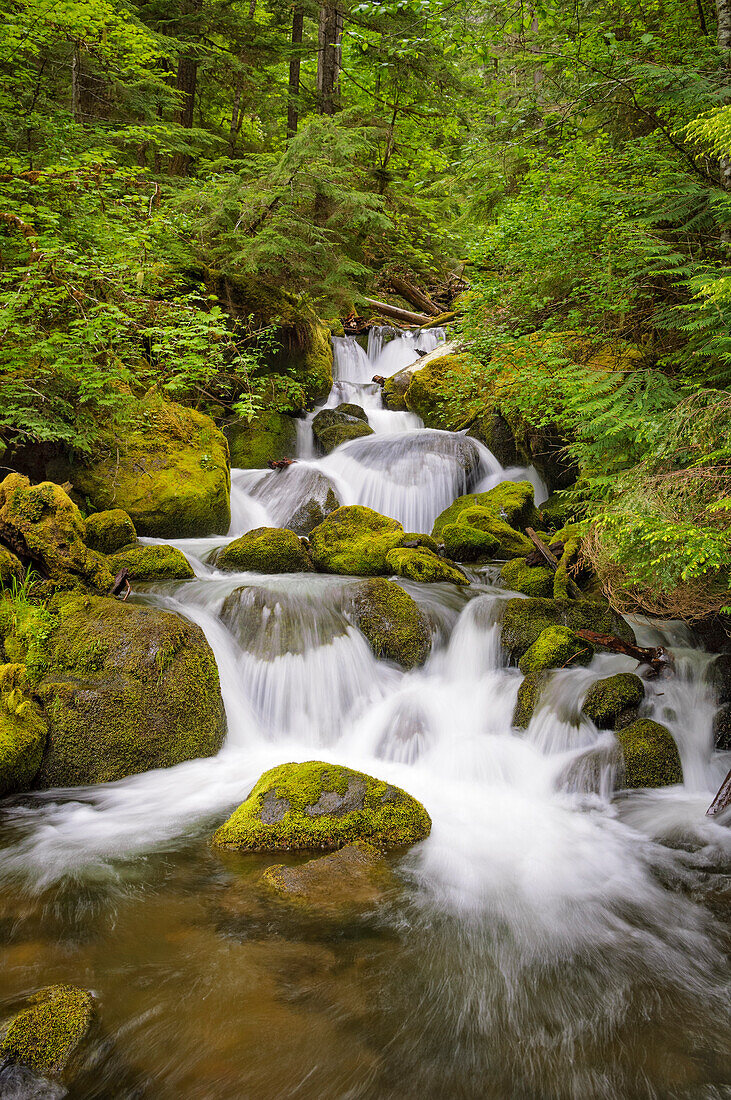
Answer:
[{"xmin": 0, "ymin": 329, "xmax": 730, "ymax": 1099}]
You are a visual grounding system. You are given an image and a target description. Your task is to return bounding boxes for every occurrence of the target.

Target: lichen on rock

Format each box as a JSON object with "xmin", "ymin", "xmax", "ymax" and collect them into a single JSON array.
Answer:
[
  {"xmin": 215, "ymin": 527, "xmax": 313, "ymax": 574},
  {"xmin": 0, "ymin": 985, "xmax": 94, "ymax": 1080},
  {"xmin": 615, "ymin": 719, "xmax": 682, "ymax": 789},
  {"xmin": 348, "ymin": 577, "xmax": 432, "ymax": 669},
  {"xmin": 582, "ymin": 672, "xmax": 645, "ymax": 730},
  {"xmin": 0, "ymin": 546, "xmax": 24, "ymax": 589}
]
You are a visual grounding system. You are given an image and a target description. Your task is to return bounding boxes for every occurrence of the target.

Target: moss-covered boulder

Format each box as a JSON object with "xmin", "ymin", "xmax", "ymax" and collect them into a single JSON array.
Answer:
[
  {"xmin": 540, "ymin": 492, "xmax": 575, "ymax": 532},
  {"xmin": 432, "ymin": 481, "xmax": 540, "ymax": 561},
  {"xmin": 500, "ymin": 558, "xmax": 554, "ymax": 598},
  {"xmin": 83, "ymin": 509, "xmax": 137, "ymax": 555},
  {"xmin": 582, "ymin": 673, "xmax": 645, "ymax": 731},
  {"xmin": 439, "ymin": 520, "xmax": 501, "ymax": 562},
  {"xmin": 224, "ymin": 411, "xmax": 297, "ymax": 469},
  {"xmin": 519, "ymin": 625, "xmax": 593, "ymax": 674},
  {"xmin": 501, "ymin": 596, "xmax": 635, "ymax": 664},
  {"xmin": 336, "ymin": 403, "xmax": 368, "ymax": 421},
  {"xmin": 108, "ymin": 543, "xmax": 194, "ymax": 582},
  {"xmin": 312, "ymin": 408, "xmax": 374, "ymax": 454},
  {"xmin": 34, "ymin": 594, "xmax": 226, "ymax": 787},
  {"xmin": 348, "ymin": 578, "xmax": 431, "ymax": 669},
  {"xmin": 615, "ymin": 719, "xmax": 682, "ymax": 789},
  {"xmin": 215, "ymin": 527, "xmax": 313, "ymax": 574},
  {"xmin": 258, "ymin": 841, "xmax": 393, "ymax": 916},
  {"xmin": 0, "ymin": 546, "xmax": 24, "ymax": 588},
  {"xmin": 309, "ymin": 506, "xmax": 403, "ymax": 576},
  {"xmin": 466, "ymin": 412, "xmax": 520, "ymax": 468},
  {"xmin": 0, "ymin": 985, "xmax": 94, "ymax": 1081},
  {"xmin": 385, "ymin": 547, "xmax": 469, "ymax": 586},
  {"xmin": 0, "ymin": 683, "xmax": 47, "ymax": 796},
  {"xmin": 404, "ymin": 353, "xmax": 480, "ymax": 429},
  {"xmin": 0, "ymin": 474, "xmax": 113, "ymax": 593},
  {"xmin": 212, "ymin": 761, "xmax": 431, "ymax": 851},
  {"xmin": 51, "ymin": 398, "xmax": 230, "ymax": 539},
  {"xmin": 433, "ymin": 481, "xmax": 541, "ymax": 537},
  {"xmin": 383, "ymin": 369, "xmax": 411, "ymax": 412},
  {"xmin": 513, "ymin": 671, "xmax": 548, "ymax": 729}
]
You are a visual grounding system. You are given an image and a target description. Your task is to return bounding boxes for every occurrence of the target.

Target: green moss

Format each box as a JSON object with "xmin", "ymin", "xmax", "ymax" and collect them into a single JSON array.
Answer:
[
  {"xmin": 466, "ymin": 412, "xmax": 519, "ymax": 467},
  {"xmin": 0, "ymin": 985, "xmax": 94, "ymax": 1079},
  {"xmin": 501, "ymin": 596, "xmax": 635, "ymax": 663},
  {"xmin": 553, "ymin": 536, "xmax": 582, "ymax": 599},
  {"xmin": 296, "ymin": 318, "xmax": 334, "ymax": 402},
  {"xmin": 519, "ymin": 625, "xmax": 593, "ymax": 673},
  {"xmin": 224, "ymin": 411, "xmax": 297, "ymax": 469},
  {"xmin": 34, "ymin": 594, "xmax": 226, "ymax": 787},
  {"xmin": 216, "ymin": 527, "xmax": 313, "ymax": 574},
  {"xmin": 540, "ymin": 492, "xmax": 575, "ymax": 532},
  {"xmin": 310, "ymin": 506, "xmax": 405, "ymax": 576},
  {"xmin": 513, "ymin": 671, "xmax": 548, "ymax": 729},
  {"xmin": 349, "ymin": 577, "xmax": 431, "ymax": 669},
  {"xmin": 501, "ymin": 558, "xmax": 554, "ymax": 598},
  {"xmin": 312, "ymin": 408, "xmax": 374, "ymax": 454},
  {"xmin": 84, "ymin": 509, "xmax": 137, "ymax": 555},
  {"xmin": 0, "ymin": 687, "xmax": 47, "ymax": 796},
  {"xmin": 258, "ymin": 841, "xmax": 393, "ymax": 916},
  {"xmin": 383, "ymin": 370, "xmax": 410, "ymax": 412},
  {"xmin": 582, "ymin": 673, "xmax": 645, "ymax": 730},
  {"xmin": 385, "ymin": 547, "xmax": 469, "ymax": 585},
  {"xmin": 432, "ymin": 481, "xmax": 541, "ymax": 538},
  {"xmin": 334, "ymin": 403, "xmax": 367, "ymax": 421},
  {"xmin": 211, "ymin": 760, "xmax": 431, "ymax": 851},
  {"xmin": 615, "ymin": 719, "xmax": 682, "ymax": 789},
  {"xmin": 0, "ymin": 595, "xmax": 58, "ymax": 684},
  {"xmin": 404, "ymin": 353, "xmax": 480, "ymax": 429},
  {"xmin": 0, "ymin": 547, "xmax": 24, "ymax": 589},
  {"xmin": 440, "ymin": 521, "xmax": 500, "ymax": 562},
  {"xmin": 108, "ymin": 543, "xmax": 194, "ymax": 582}
]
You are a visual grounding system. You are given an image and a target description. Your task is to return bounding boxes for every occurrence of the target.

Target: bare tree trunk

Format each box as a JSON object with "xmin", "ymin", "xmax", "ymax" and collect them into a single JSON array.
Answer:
[
  {"xmin": 71, "ymin": 43, "xmax": 81, "ymax": 123},
  {"xmin": 229, "ymin": 80, "xmax": 243, "ymax": 153},
  {"xmin": 171, "ymin": 0, "xmax": 202, "ymax": 176},
  {"xmin": 697, "ymin": 0, "xmax": 709, "ymax": 34},
  {"xmin": 317, "ymin": 3, "xmax": 342, "ymax": 115},
  {"xmin": 287, "ymin": 5, "xmax": 304, "ymax": 139},
  {"xmin": 716, "ymin": 0, "xmax": 731, "ymax": 214}
]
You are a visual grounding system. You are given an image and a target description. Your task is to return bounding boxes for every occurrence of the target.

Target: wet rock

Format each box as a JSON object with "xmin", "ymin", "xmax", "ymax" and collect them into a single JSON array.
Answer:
[
  {"xmin": 712, "ymin": 703, "xmax": 731, "ymax": 751},
  {"xmin": 404, "ymin": 352, "xmax": 480, "ymax": 429},
  {"xmin": 539, "ymin": 492, "xmax": 575, "ymax": 532},
  {"xmin": 224, "ymin": 411, "xmax": 297, "ymax": 469},
  {"xmin": 433, "ymin": 480, "xmax": 541, "ymax": 536},
  {"xmin": 709, "ymin": 653, "xmax": 731, "ymax": 705},
  {"xmin": 500, "ymin": 557, "xmax": 554, "ymax": 598},
  {"xmin": 432, "ymin": 481, "xmax": 539, "ymax": 561},
  {"xmin": 582, "ymin": 672, "xmax": 645, "ymax": 731},
  {"xmin": 215, "ymin": 527, "xmax": 313, "ymax": 574},
  {"xmin": 108, "ymin": 543, "xmax": 194, "ymax": 582},
  {"xmin": 348, "ymin": 577, "xmax": 431, "ymax": 669},
  {"xmin": 211, "ymin": 760, "xmax": 431, "ymax": 851},
  {"xmin": 439, "ymin": 519, "xmax": 501, "ymax": 562},
  {"xmin": 382, "ymin": 369, "xmax": 411, "ymax": 412},
  {"xmin": 466, "ymin": 412, "xmax": 520, "ymax": 468},
  {"xmin": 518, "ymin": 625, "xmax": 593, "ymax": 674},
  {"xmin": 385, "ymin": 547, "xmax": 469, "ymax": 586},
  {"xmin": 249, "ymin": 466, "xmax": 341, "ymax": 535},
  {"xmin": 501, "ymin": 596, "xmax": 635, "ymax": 663},
  {"xmin": 312, "ymin": 408, "xmax": 374, "ymax": 454},
  {"xmin": 83, "ymin": 509, "xmax": 136, "ymax": 555},
  {"xmin": 258, "ymin": 841, "xmax": 394, "ymax": 916},
  {"xmin": 221, "ymin": 586, "xmax": 345, "ymax": 657},
  {"xmin": 0, "ymin": 681, "xmax": 47, "ymax": 796},
  {"xmin": 0, "ymin": 546, "xmax": 25, "ymax": 588},
  {"xmin": 335, "ymin": 403, "xmax": 368, "ymax": 421},
  {"xmin": 309, "ymin": 506, "xmax": 404, "ymax": 576},
  {"xmin": 615, "ymin": 719, "xmax": 683, "ymax": 789},
  {"xmin": 513, "ymin": 671, "xmax": 548, "ymax": 729},
  {"xmin": 34, "ymin": 594, "xmax": 226, "ymax": 787},
  {"xmin": 0, "ymin": 984, "xmax": 94, "ymax": 1081}
]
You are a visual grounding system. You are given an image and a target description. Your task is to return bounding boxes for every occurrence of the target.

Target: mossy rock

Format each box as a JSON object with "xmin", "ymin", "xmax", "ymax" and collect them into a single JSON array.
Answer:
[
  {"xmin": 211, "ymin": 760, "xmax": 431, "ymax": 852},
  {"xmin": 432, "ymin": 481, "xmax": 541, "ymax": 538},
  {"xmin": 615, "ymin": 719, "xmax": 682, "ymax": 789},
  {"xmin": 0, "ymin": 687, "xmax": 47, "ymax": 796},
  {"xmin": 34, "ymin": 594, "xmax": 226, "ymax": 787},
  {"xmin": 432, "ymin": 482, "xmax": 539, "ymax": 561},
  {"xmin": 466, "ymin": 412, "xmax": 520, "ymax": 468},
  {"xmin": 258, "ymin": 841, "xmax": 393, "ymax": 916},
  {"xmin": 216, "ymin": 527, "xmax": 313, "ymax": 574},
  {"xmin": 500, "ymin": 558, "xmax": 554, "ymax": 598},
  {"xmin": 220, "ymin": 586, "xmax": 345, "ymax": 658},
  {"xmin": 712, "ymin": 703, "xmax": 731, "ymax": 751},
  {"xmin": 404, "ymin": 353, "xmax": 479, "ymax": 429},
  {"xmin": 385, "ymin": 547, "xmax": 469, "ymax": 586},
  {"xmin": 50, "ymin": 398, "xmax": 230, "ymax": 539},
  {"xmin": 0, "ymin": 546, "xmax": 24, "ymax": 589},
  {"xmin": 312, "ymin": 408, "xmax": 374, "ymax": 454},
  {"xmin": 501, "ymin": 597, "xmax": 635, "ymax": 663},
  {"xmin": 513, "ymin": 671, "xmax": 548, "ymax": 729},
  {"xmin": 383, "ymin": 369, "xmax": 411, "ymax": 412},
  {"xmin": 335, "ymin": 403, "xmax": 368, "ymax": 421},
  {"xmin": 349, "ymin": 577, "xmax": 431, "ymax": 669},
  {"xmin": 710, "ymin": 653, "xmax": 731, "ymax": 706},
  {"xmin": 108, "ymin": 543, "xmax": 194, "ymax": 582},
  {"xmin": 224, "ymin": 411, "xmax": 297, "ymax": 469},
  {"xmin": 582, "ymin": 672, "xmax": 645, "ymax": 731},
  {"xmin": 440, "ymin": 521, "xmax": 500, "ymax": 562},
  {"xmin": 84, "ymin": 509, "xmax": 137, "ymax": 555},
  {"xmin": 540, "ymin": 492, "xmax": 575, "ymax": 532},
  {"xmin": 309, "ymin": 506, "xmax": 404, "ymax": 576},
  {"xmin": 0, "ymin": 985, "xmax": 94, "ymax": 1080},
  {"xmin": 0, "ymin": 474, "xmax": 113, "ymax": 593},
  {"xmin": 519, "ymin": 625, "xmax": 593, "ymax": 674}
]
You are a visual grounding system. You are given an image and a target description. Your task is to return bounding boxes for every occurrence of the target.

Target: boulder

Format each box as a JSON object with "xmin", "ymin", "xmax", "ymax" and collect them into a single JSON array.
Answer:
[
  {"xmin": 385, "ymin": 547, "xmax": 469, "ymax": 586},
  {"xmin": 83, "ymin": 509, "xmax": 137, "ymax": 555},
  {"xmin": 224, "ymin": 411, "xmax": 297, "ymax": 469},
  {"xmin": 710, "ymin": 654, "xmax": 731, "ymax": 706},
  {"xmin": 500, "ymin": 558, "xmax": 554, "ymax": 598},
  {"xmin": 518, "ymin": 625, "xmax": 593, "ymax": 674},
  {"xmin": 309, "ymin": 506, "xmax": 404, "ymax": 576},
  {"xmin": 0, "ymin": 475, "xmax": 113, "ymax": 593},
  {"xmin": 34, "ymin": 594, "xmax": 226, "ymax": 787},
  {"xmin": 404, "ymin": 353, "xmax": 480, "ymax": 429},
  {"xmin": 0, "ymin": 684, "xmax": 47, "ymax": 796},
  {"xmin": 211, "ymin": 760, "xmax": 431, "ymax": 851},
  {"xmin": 712, "ymin": 703, "xmax": 731, "ymax": 751},
  {"xmin": 513, "ymin": 671, "xmax": 548, "ymax": 729},
  {"xmin": 466, "ymin": 412, "xmax": 520, "ymax": 468},
  {"xmin": 220, "ymin": 586, "xmax": 344, "ymax": 658},
  {"xmin": 439, "ymin": 520, "xmax": 501, "ymax": 562},
  {"xmin": 0, "ymin": 985, "xmax": 94, "ymax": 1081},
  {"xmin": 382, "ymin": 370, "xmax": 411, "ymax": 412},
  {"xmin": 433, "ymin": 481, "xmax": 541, "ymax": 536},
  {"xmin": 582, "ymin": 673, "xmax": 645, "ymax": 730},
  {"xmin": 539, "ymin": 492, "xmax": 575, "ymax": 532},
  {"xmin": 432, "ymin": 481, "xmax": 540, "ymax": 561},
  {"xmin": 0, "ymin": 546, "xmax": 24, "ymax": 588},
  {"xmin": 107, "ymin": 543, "xmax": 194, "ymax": 582},
  {"xmin": 258, "ymin": 841, "xmax": 393, "ymax": 916},
  {"xmin": 312, "ymin": 408, "xmax": 374, "ymax": 454},
  {"xmin": 50, "ymin": 398, "xmax": 230, "ymax": 539},
  {"xmin": 615, "ymin": 719, "xmax": 683, "ymax": 789},
  {"xmin": 335, "ymin": 403, "xmax": 368, "ymax": 421},
  {"xmin": 348, "ymin": 578, "xmax": 432, "ymax": 669},
  {"xmin": 501, "ymin": 596, "xmax": 635, "ymax": 664},
  {"xmin": 215, "ymin": 527, "xmax": 313, "ymax": 574}
]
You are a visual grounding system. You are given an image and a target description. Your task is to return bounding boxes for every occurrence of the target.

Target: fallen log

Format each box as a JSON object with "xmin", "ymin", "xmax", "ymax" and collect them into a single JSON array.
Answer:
[
  {"xmin": 362, "ymin": 297, "xmax": 432, "ymax": 326},
  {"xmin": 267, "ymin": 458, "xmax": 296, "ymax": 470},
  {"xmin": 706, "ymin": 767, "xmax": 731, "ymax": 819},
  {"xmin": 574, "ymin": 629, "xmax": 673, "ymax": 679},
  {"xmin": 110, "ymin": 567, "xmax": 131, "ymax": 601},
  {"xmin": 372, "ymin": 375, "xmax": 386, "ymax": 386},
  {"xmin": 387, "ymin": 276, "xmax": 441, "ymax": 317},
  {"xmin": 525, "ymin": 527, "xmax": 583, "ymax": 600}
]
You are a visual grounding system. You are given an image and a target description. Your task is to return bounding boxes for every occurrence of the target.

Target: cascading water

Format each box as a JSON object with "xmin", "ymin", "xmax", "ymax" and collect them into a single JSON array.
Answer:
[{"xmin": 0, "ymin": 325, "xmax": 729, "ymax": 1099}]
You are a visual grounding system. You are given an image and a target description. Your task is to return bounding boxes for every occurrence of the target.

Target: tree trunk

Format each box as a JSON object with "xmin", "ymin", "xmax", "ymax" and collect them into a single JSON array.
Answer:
[
  {"xmin": 171, "ymin": 0, "xmax": 202, "ymax": 176},
  {"xmin": 388, "ymin": 275, "xmax": 440, "ymax": 316},
  {"xmin": 71, "ymin": 43, "xmax": 81, "ymax": 123},
  {"xmin": 717, "ymin": 0, "xmax": 731, "ymax": 203},
  {"xmin": 317, "ymin": 3, "xmax": 342, "ymax": 115},
  {"xmin": 229, "ymin": 80, "xmax": 243, "ymax": 154},
  {"xmin": 362, "ymin": 297, "xmax": 432, "ymax": 325},
  {"xmin": 287, "ymin": 5, "xmax": 304, "ymax": 139}
]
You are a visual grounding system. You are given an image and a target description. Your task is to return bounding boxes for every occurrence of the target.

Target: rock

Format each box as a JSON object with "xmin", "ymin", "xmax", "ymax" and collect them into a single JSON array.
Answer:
[
  {"xmin": 615, "ymin": 719, "xmax": 683, "ymax": 789},
  {"xmin": 432, "ymin": 481, "xmax": 540, "ymax": 561},
  {"xmin": 540, "ymin": 492, "xmax": 574, "ymax": 532},
  {"xmin": 108, "ymin": 543, "xmax": 194, "ymax": 582},
  {"xmin": 712, "ymin": 703, "xmax": 731, "ymax": 751},
  {"xmin": 335, "ymin": 403, "xmax": 368, "ymax": 421},
  {"xmin": 224, "ymin": 411, "xmax": 297, "ymax": 469},
  {"xmin": 83, "ymin": 509, "xmax": 137, "ymax": 555},
  {"xmin": 312, "ymin": 408, "xmax": 374, "ymax": 454},
  {"xmin": 284, "ymin": 483, "xmax": 340, "ymax": 536},
  {"xmin": 385, "ymin": 547, "xmax": 469, "ymax": 586},
  {"xmin": 582, "ymin": 673, "xmax": 645, "ymax": 730},
  {"xmin": 404, "ymin": 352, "xmax": 480, "ymax": 429},
  {"xmin": 348, "ymin": 578, "xmax": 431, "ymax": 669},
  {"xmin": 34, "ymin": 594, "xmax": 226, "ymax": 787},
  {"xmin": 220, "ymin": 586, "xmax": 345, "ymax": 657},
  {"xmin": 710, "ymin": 654, "xmax": 731, "ymax": 705},
  {"xmin": 258, "ymin": 841, "xmax": 393, "ymax": 916},
  {"xmin": 439, "ymin": 520, "xmax": 501, "ymax": 562},
  {"xmin": 0, "ymin": 685, "xmax": 47, "ymax": 796},
  {"xmin": 383, "ymin": 369, "xmax": 411, "ymax": 412},
  {"xmin": 215, "ymin": 527, "xmax": 313, "ymax": 574},
  {"xmin": 0, "ymin": 985, "xmax": 94, "ymax": 1080},
  {"xmin": 518, "ymin": 625, "xmax": 593, "ymax": 674},
  {"xmin": 50, "ymin": 398, "xmax": 230, "ymax": 539},
  {"xmin": 500, "ymin": 558, "xmax": 554, "ymax": 598},
  {"xmin": 466, "ymin": 412, "xmax": 520, "ymax": 468},
  {"xmin": 0, "ymin": 546, "xmax": 24, "ymax": 588},
  {"xmin": 433, "ymin": 481, "xmax": 541, "ymax": 536},
  {"xmin": 309, "ymin": 506, "xmax": 404, "ymax": 576},
  {"xmin": 211, "ymin": 760, "xmax": 431, "ymax": 851},
  {"xmin": 513, "ymin": 672, "xmax": 548, "ymax": 729},
  {"xmin": 0, "ymin": 475, "xmax": 113, "ymax": 593},
  {"xmin": 501, "ymin": 596, "xmax": 635, "ymax": 663}
]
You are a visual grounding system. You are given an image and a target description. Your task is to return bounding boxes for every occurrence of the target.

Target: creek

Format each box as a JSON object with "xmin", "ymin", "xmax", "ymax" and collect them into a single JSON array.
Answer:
[{"xmin": 0, "ymin": 329, "xmax": 729, "ymax": 1099}]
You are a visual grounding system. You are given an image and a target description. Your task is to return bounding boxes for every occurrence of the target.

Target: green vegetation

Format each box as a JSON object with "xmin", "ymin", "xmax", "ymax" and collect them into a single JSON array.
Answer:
[
  {"xmin": 215, "ymin": 527, "xmax": 314, "ymax": 573},
  {"xmin": 348, "ymin": 577, "xmax": 432, "ymax": 669},
  {"xmin": 0, "ymin": 985, "xmax": 94, "ymax": 1080},
  {"xmin": 615, "ymin": 720, "xmax": 683, "ymax": 789}
]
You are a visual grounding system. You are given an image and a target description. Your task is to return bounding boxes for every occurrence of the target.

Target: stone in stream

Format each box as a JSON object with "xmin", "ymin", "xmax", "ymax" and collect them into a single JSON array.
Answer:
[
  {"xmin": 258, "ymin": 841, "xmax": 394, "ymax": 916},
  {"xmin": 403, "ymin": 351, "xmax": 479, "ymax": 429},
  {"xmin": 214, "ymin": 527, "xmax": 314, "ymax": 574},
  {"xmin": 582, "ymin": 672, "xmax": 645, "ymax": 731},
  {"xmin": 512, "ymin": 671, "xmax": 549, "ymax": 729},
  {"xmin": 615, "ymin": 719, "xmax": 683, "ymax": 788},
  {"xmin": 500, "ymin": 557, "xmax": 554, "ymax": 598},
  {"xmin": 224, "ymin": 410, "xmax": 297, "ymax": 469},
  {"xmin": 501, "ymin": 596, "xmax": 635, "ymax": 664},
  {"xmin": 107, "ymin": 543, "xmax": 194, "ymax": 582},
  {"xmin": 348, "ymin": 577, "xmax": 432, "ymax": 669},
  {"xmin": 709, "ymin": 653, "xmax": 731, "ymax": 705},
  {"xmin": 466, "ymin": 411, "xmax": 520, "ymax": 468},
  {"xmin": 211, "ymin": 760, "xmax": 431, "ymax": 851},
  {"xmin": 0, "ymin": 985, "xmax": 94, "ymax": 1082},
  {"xmin": 312, "ymin": 406, "xmax": 374, "ymax": 454},
  {"xmin": 83, "ymin": 509, "xmax": 137, "ymax": 555},
  {"xmin": 518, "ymin": 625, "xmax": 593, "ymax": 674},
  {"xmin": 712, "ymin": 703, "xmax": 731, "ymax": 751},
  {"xmin": 432, "ymin": 481, "xmax": 539, "ymax": 562},
  {"xmin": 385, "ymin": 547, "xmax": 469, "ymax": 586},
  {"xmin": 0, "ymin": 673, "xmax": 47, "ymax": 796}
]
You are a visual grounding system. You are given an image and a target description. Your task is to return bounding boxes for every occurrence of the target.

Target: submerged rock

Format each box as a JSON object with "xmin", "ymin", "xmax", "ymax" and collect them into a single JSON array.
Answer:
[
  {"xmin": 211, "ymin": 760, "xmax": 431, "ymax": 851},
  {"xmin": 249, "ymin": 466, "xmax": 341, "ymax": 535},
  {"xmin": 108, "ymin": 543, "xmax": 194, "ymax": 582},
  {"xmin": 501, "ymin": 597, "xmax": 635, "ymax": 663},
  {"xmin": 0, "ymin": 985, "xmax": 94, "ymax": 1080},
  {"xmin": 385, "ymin": 547, "xmax": 469, "ymax": 586},
  {"xmin": 312, "ymin": 407, "xmax": 374, "ymax": 453},
  {"xmin": 34, "ymin": 594, "xmax": 226, "ymax": 787},
  {"xmin": 582, "ymin": 672, "xmax": 645, "ymax": 731},
  {"xmin": 83, "ymin": 509, "xmax": 137, "ymax": 555},
  {"xmin": 0, "ymin": 684, "xmax": 47, "ymax": 796},
  {"xmin": 348, "ymin": 577, "xmax": 432, "ymax": 669},
  {"xmin": 500, "ymin": 557, "xmax": 553, "ymax": 598},
  {"xmin": 215, "ymin": 527, "xmax": 313, "ymax": 574},
  {"xmin": 513, "ymin": 671, "xmax": 548, "ymax": 729},
  {"xmin": 518, "ymin": 625, "xmax": 593, "ymax": 674},
  {"xmin": 258, "ymin": 841, "xmax": 393, "ymax": 916},
  {"xmin": 224, "ymin": 411, "xmax": 297, "ymax": 469},
  {"xmin": 221, "ymin": 586, "xmax": 344, "ymax": 657},
  {"xmin": 615, "ymin": 719, "xmax": 682, "ymax": 789}
]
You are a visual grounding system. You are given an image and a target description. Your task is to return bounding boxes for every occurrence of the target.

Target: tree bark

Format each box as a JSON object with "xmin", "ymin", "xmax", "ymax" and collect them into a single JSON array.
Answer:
[
  {"xmin": 317, "ymin": 3, "xmax": 342, "ymax": 115},
  {"xmin": 706, "ymin": 766, "xmax": 731, "ymax": 817},
  {"xmin": 71, "ymin": 43, "xmax": 81, "ymax": 123},
  {"xmin": 388, "ymin": 275, "xmax": 441, "ymax": 316},
  {"xmin": 171, "ymin": 0, "xmax": 202, "ymax": 176},
  {"xmin": 287, "ymin": 5, "xmax": 304, "ymax": 139},
  {"xmin": 362, "ymin": 297, "xmax": 431, "ymax": 325},
  {"xmin": 716, "ymin": 0, "xmax": 731, "ymax": 202}
]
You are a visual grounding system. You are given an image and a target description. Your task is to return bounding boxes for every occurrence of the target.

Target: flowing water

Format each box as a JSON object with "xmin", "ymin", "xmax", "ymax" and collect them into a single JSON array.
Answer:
[{"xmin": 1, "ymin": 329, "xmax": 730, "ymax": 1099}]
